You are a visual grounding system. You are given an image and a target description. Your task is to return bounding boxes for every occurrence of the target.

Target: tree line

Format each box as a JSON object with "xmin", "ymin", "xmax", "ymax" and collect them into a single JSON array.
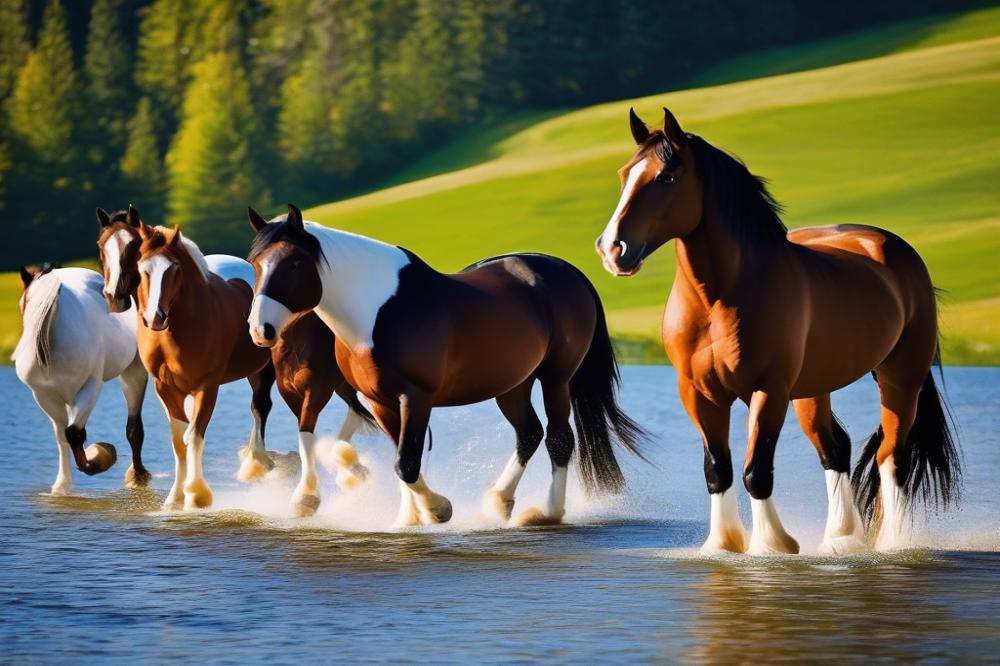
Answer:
[{"xmin": 0, "ymin": 0, "xmax": 972, "ymax": 266}]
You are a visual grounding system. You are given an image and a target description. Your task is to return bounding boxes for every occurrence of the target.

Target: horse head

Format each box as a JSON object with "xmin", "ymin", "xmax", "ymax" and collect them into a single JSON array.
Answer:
[
  {"xmin": 97, "ymin": 204, "xmax": 144, "ymax": 312},
  {"xmin": 596, "ymin": 107, "xmax": 702, "ymax": 276}
]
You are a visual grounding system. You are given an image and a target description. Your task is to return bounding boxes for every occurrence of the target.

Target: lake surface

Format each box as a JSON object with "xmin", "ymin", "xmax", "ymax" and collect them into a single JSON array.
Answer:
[{"xmin": 1, "ymin": 366, "xmax": 998, "ymax": 663}]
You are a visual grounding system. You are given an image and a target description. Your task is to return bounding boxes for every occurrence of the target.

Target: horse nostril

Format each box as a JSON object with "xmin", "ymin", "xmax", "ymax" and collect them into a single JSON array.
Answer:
[{"xmin": 263, "ymin": 323, "xmax": 275, "ymax": 340}]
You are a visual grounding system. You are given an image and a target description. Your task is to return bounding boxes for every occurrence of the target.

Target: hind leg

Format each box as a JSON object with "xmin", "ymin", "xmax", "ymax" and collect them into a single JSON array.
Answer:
[
  {"xmin": 744, "ymin": 382, "xmax": 799, "ymax": 555},
  {"xmin": 238, "ymin": 363, "xmax": 276, "ymax": 482},
  {"xmin": 871, "ymin": 379, "xmax": 922, "ymax": 550},
  {"xmin": 513, "ymin": 381, "xmax": 572, "ymax": 527},
  {"xmin": 322, "ymin": 383, "xmax": 370, "ymax": 490},
  {"xmin": 794, "ymin": 396, "xmax": 865, "ymax": 554},
  {"xmin": 32, "ymin": 390, "xmax": 72, "ymax": 495},
  {"xmin": 120, "ymin": 354, "xmax": 150, "ymax": 488},
  {"xmin": 483, "ymin": 378, "xmax": 544, "ymax": 524},
  {"xmin": 63, "ymin": 378, "xmax": 117, "ymax": 476}
]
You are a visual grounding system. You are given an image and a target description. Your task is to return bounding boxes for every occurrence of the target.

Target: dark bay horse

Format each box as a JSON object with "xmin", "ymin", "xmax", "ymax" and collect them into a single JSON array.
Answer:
[
  {"xmin": 596, "ymin": 108, "xmax": 960, "ymax": 553},
  {"xmin": 247, "ymin": 205, "xmax": 645, "ymax": 527},
  {"xmin": 99, "ymin": 207, "xmax": 374, "ymax": 514}
]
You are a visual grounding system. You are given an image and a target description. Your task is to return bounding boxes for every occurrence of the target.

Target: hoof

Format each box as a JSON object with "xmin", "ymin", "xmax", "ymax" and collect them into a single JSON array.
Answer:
[
  {"xmin": 183, "ymin": 479, "xmax": 213, "ymax": 510},
  {"xmin": 124, "ymin": 465, "xmax": 152, "ymax": 489},
  {"xmin": 511, "ymin": 507, "xmax": 563, "ymax": 527},
  {"xmin": 293, "ymin": 493, "xmax": 321, "ymax": 518},
  {"xmin": 237, "ymin": 450, "xmax": 273, "ymax": 483},
  {"xmin": 701, "ymin": 528, "xmax": 748, "ymax": 555},
  {"xmin": 50, "ymin": 482, "xmax": 71, "ymax": 496},
  {"xmin": 85, "ymin": 442, "xmax": 117, "ymax": 474},
  {"xmin": 819, "ymin": 533, "xmax": 867, "ymax": 556},
  {"xmin": 748, "ymin": 532, "xmax": 800, "ymax": 555},
  {"xmin": 162, "ymin": 492, "xmax": 183, "ymax": 512},
  {"xmin": 482, "ymin": 490, "xmax": 515, "ymax": 523},
  {"xmin": 335, "ymin": 465, "xmax": 368, "ymax": 492},
  {"xmin": 419, "ymin": 496, "xmax": 453, "ymax": 525}
]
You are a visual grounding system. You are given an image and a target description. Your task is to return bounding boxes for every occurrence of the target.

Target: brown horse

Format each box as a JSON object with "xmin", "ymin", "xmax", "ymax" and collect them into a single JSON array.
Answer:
[
  {"xmin": 246, "ymin": 205, "xmax": 645, "ymax": 527},
  {"xmin": 132, "ymin": 224, "xmax": 275, "ymax": 510},
  {"xmin": 596, "ymin": 107, "xmax": 960, "ymax": 554},
  {"xmin": 98, "ymin": 207, "xmax": 375, "ymax": 514}
]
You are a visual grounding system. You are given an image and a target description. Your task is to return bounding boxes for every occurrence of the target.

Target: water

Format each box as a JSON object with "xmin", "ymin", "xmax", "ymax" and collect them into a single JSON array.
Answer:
[{"xmin": 1, "ymin": 366, "xmax": 998, "ymax": 663}]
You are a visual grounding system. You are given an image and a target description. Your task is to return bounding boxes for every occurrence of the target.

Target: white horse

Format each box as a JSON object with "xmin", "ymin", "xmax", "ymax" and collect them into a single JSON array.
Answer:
[{"xmin": 14, "ymin": 265, "xmax": 148, "ymax": 495}]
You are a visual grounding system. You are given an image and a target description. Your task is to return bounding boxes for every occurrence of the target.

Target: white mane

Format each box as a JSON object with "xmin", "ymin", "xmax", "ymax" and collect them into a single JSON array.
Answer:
[
  {"xmin": 13, "ymin": 272, "xmax": 61, "ymax": 369},
  {"xmin": 154, "ymin": 225, "xmax": 209, "ymax": 280}
]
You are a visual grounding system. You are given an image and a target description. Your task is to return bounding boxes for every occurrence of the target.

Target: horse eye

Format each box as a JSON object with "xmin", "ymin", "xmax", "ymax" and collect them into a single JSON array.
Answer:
[{"xmin": 656, "ymin": 171, "xmax": 675, "ymax": 184}]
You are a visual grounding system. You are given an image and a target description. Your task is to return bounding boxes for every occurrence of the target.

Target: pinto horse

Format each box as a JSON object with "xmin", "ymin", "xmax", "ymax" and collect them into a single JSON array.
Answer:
[
  {"xmin": 596, "ymin": 108, "xmax": 960, "ymax": 553},
  {"xmin": 246, "ymin": 205, "xmax": 644, "ymax": 527},
  {"xmin": 14, "ymin": 264, "xmax": 148, "ymax": 494},
  {"xmin": 98, "ymin": 206, "xmax": 374, "ymax": 514}
]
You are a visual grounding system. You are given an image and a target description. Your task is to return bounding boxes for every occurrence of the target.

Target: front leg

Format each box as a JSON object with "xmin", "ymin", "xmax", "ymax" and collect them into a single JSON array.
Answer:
[
  {"xmin": 238, "ymin": 363, "xmax": 276, "ymax": 482},
  {"xmin": 155, "ymin": 381, "xmax": 189, "ymax": 511},
  {"xmin": 120, "ymin": 354, "xmax": 150, "ymax": 488},
  {"xmin": 679, "ymin": 378, "xmax": 746, "ymax": 554},
  {"xmin": 184, "ymin": 386, "xmax": 218, "ymax": 510},
  {"xmin": 744, "ymin": 382, "xmax": 799, "ymax": 555}
]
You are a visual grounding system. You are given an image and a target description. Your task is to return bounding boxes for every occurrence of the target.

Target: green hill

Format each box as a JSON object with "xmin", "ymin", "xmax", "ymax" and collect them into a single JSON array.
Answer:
[{"xmin": 4, "ymin": 6, "xmax": 999, "ymax": 365}]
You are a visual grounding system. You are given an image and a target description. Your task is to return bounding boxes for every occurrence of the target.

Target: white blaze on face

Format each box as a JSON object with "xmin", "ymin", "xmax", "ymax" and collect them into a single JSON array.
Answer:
[
  {"xmin": 247, "ymin": 253, "xmax": 294, "ymax": 343},
  {"xmin": 599, "ymin": 158, "xmax": 649, "ymax": 256},
  {"xmin": 138, "ymin": 254, "xmax": 172, "ymax": 325},
  {"xmin": 102, "ymin": 229, "xmax": 132, "ymax": 299}
]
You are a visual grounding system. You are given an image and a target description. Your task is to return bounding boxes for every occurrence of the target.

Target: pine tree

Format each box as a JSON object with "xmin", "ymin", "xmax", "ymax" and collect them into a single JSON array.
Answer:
[
  {"xmin": 84, "ymin": 0, "xmax": 131, "ymax": 140},
  {"xmin": 166, "ymin": 52, "xmax": 269, "ymax": 252},
  {"xmin": 0, "ymin": 0, "xmax": 29, "ymax": 103},
  {"xmin": 121, "ymin": 97, "xmax": 166, "ymax": 221},
  {"xmin": 134, "ymin": 0, "xmax": 197, "ymax": 131},
  {"xmin": 7, "ymin": 0, "xmax": 79, "ymax": 164}
]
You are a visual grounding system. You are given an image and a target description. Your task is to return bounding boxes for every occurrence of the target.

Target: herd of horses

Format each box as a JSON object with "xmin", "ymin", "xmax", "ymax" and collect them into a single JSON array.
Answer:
[{"xmin": 14, "ymin": 108, "xmax": 960, "ymax": 554}]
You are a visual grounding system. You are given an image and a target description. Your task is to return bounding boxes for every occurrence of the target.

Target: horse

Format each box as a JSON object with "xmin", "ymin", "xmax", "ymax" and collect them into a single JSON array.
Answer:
[
  {"xmin": 14, "ymin": 264, "xmax": 149, "ymax": 495},
  {"xmin": 596, "ymin": 107, "xmax": 960, "ymax": 554},
  {"xmin": 98, "ymin": 206, "xmax": 375, "ymax": 514},
  {"xmin": 245, "ymin": 204, "xmax": 645, "ymax": 528}
]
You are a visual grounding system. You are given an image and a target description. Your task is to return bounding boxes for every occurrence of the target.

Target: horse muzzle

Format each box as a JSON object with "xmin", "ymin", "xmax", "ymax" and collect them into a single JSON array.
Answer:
[
  {"xmin": 143, "ymin": 308, "xmax": 169, "ymax": 331},
  {"xmin": 597, "ymin": 237, "xmax": 647, "ymax": 277},
  {"xmin": 104, "ymin": 291, "xmax": 131, "ymax": 314}
]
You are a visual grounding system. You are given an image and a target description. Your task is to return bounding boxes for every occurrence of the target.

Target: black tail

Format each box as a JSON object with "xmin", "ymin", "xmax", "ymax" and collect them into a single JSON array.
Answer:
[
  {"xmin": 569, "ymin": 285, "xmax": 649, "ymax": 495},
  {"xmin": 346, "ymin": 393, "xmax": 379, "ymax": 433},
  {"xmin": 851, "ymin": 352, "xmax": 962, "ymax": 526}
]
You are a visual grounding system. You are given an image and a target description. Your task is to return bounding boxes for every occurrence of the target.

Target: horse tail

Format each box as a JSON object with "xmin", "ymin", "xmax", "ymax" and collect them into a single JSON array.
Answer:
[
  {"xmin": 345, "ymin": 391, "xmax": 379, "ymax": 432},
  {"xmin": 569, "ymin": 280, "xmax": 649, "ymax": 495},
  {"xmin": 13, "ymin": 273, "xmax": 62, "ymax": 371},
  {"xmin": 852, "ymin": 348, "xmax": 961, "ymax": 526}
]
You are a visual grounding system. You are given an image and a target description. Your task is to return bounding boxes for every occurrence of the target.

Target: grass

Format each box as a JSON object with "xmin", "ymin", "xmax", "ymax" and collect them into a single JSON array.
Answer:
[{"xmin": 2, "ymin": 7, "xmax": 998, "ymax": 365}]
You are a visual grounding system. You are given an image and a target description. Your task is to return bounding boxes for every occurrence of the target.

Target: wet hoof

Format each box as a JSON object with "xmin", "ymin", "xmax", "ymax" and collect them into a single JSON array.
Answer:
[
  {"xmin": 511, "ymin": 507, "xmax": 563, "ymax": 527},
  {"xmin": 237, "ymin": 449, "xmax": 274, "ymax": 483},
  {"xmin": 124, "ymin": 465, "xmax": 152, "ymax": 489},
  {"xmin": 162, "ymin": 492, "xmax": 184, "ymax": 512},
  {"xmin": 747, "ymin": 531, "xmax": 800, "ymax": 555},
  {"xmin": 183, "ymin": 479, "xmax": 213, "ymax": 510},
  {"xmin": 293, "ymin": 493, "xmax": 321, "ymax": 518},
  {"xmin": 819, "ymin": 533, "xmax": 867, "ymax": 556},
  {"xmin": 84, "ymin": 443, "xmax": 117, "ymax": 474},
  {"xmin": 481, "ymin": 490, "xmax": 515, "ymax": 523},
  {"xmin": 335, "ymin": 464, "xmax": 368, "ymax": 492},
  {"xmin": 701, "ymin": 528, "xmax": 748, "ymax": 555},
  {"xmin": 419, "ymin": 496, "xmax": 453, "ymax": 525},
  {"xmin": 50, "ymin": 481, "xmax": 71, "ymax": 496}
]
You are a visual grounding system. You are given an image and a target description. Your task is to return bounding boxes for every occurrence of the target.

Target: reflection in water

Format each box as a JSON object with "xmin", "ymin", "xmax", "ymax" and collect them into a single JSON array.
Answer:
[{"xmin": 2, "ymin": 367, "xmax": 999, "ymax": 662}]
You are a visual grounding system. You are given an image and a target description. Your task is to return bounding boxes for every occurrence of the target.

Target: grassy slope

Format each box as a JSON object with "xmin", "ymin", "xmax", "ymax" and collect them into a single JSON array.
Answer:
[{"xmin": 2, "ymin": 7, "xmax": 998, "ymax": 364}]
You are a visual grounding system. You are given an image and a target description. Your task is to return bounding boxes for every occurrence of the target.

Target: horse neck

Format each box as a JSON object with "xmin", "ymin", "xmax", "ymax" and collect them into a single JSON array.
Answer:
[{"xmin": 310, "ymin": 226, "xmax": 412, "ymax": 350}]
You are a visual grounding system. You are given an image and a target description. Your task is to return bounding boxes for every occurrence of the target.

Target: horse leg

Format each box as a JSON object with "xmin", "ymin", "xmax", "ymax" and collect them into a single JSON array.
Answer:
[
  {"xmin": 290, "ymin": 395, "xmax": 322, "ymax": 517},
  {"xmin": 373, "ymin": 395, "xmax": 452, "ymax": 527},
  {"xmin": 483, "ymin": 378, "xmax": 543, "ymax": 524},
  {"xmin": 183, "ymin": 385, "xmax": 218, "ymax": 510},
  {"xmin": 513, "ymin": 381, "xmax": 572, "ymax": 527},
  {"xmin": 793, "ymin": 396, "xmax": 864, "ymax": 554},
  {"xmin": 323, "ymin": 382, "xmax": 370, "ymax": 490},
  {"xmin": 64, "ymin": 378, "xmax": 116, "ymax": 476},
  {"xmin": 155, "ymin": 382, "xmax": 189, "ymax": 511},
  {"xmin": 744, "ymin": 382, "xmax": 799, "ymax": 554},
  {"xmin": 679, "ymin": 378, "xmax": 745, "ymax": 553},
  {"xmin": 238, "ymin": 363, "xmax": 276, "ymax": 482},
  {"xmin": 32, "ymin": 390, "xmax": 72, "ymax": 495},
  {"xmin": 120, "ymin": 353, "xmax": 150, "ymax": 489}
]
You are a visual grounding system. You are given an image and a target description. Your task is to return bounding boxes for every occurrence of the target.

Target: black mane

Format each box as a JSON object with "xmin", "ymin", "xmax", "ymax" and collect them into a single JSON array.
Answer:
[
  {"xmin": 686, "ymin": 134, "xmax": 787, "ymax": 244},
  {"xmin": 247, "ymin": 215, "xmax": 326, "ymax": 265}
]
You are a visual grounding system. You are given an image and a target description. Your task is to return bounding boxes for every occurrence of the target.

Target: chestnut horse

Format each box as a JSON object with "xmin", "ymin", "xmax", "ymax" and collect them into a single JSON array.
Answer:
[
  {"xmin": 98, "ymin": 207, "xmax": 374, "ymax": 514},
  {"xmin": 246, "ymin": 205, "xmax": 644, "ymax": 527},
  {"xmin": 597, "ymin": 108, "xmax": 960, "ymax": 553}
]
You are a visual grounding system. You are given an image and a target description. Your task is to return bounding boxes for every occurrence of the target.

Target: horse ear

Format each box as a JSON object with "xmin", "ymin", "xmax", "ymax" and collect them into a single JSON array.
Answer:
[
  {"xmin": 168, "ymin": 225, "xmax": 182, "ymax": 246},
  {"xmin": 126, "ymin": 204, "xmax": 141, "ymax": 227},
  {"xmin": 662, "ymin": 107, "xmax": 686, "ymax": 148},
  {"xmin": 19, "ymin": 265, "xmax": 34, "ymax": 288},
  {"xmin": 248, "ymin": 207, "xmax": 268, "ymax": 232},
  {"xmin": 138, "ymin": 223, "xmax": 153, "ymax": 241},
  {"xmin": 96, "ymin": 207, "xmax": 111, "ymax": 228},
  {"xmin": 287, "ymin": 204, "xmax": 303, "ymax": 231},
  {"xmin": 629, "ymin": 108, "xmax": 650, "ymax": 145}
]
